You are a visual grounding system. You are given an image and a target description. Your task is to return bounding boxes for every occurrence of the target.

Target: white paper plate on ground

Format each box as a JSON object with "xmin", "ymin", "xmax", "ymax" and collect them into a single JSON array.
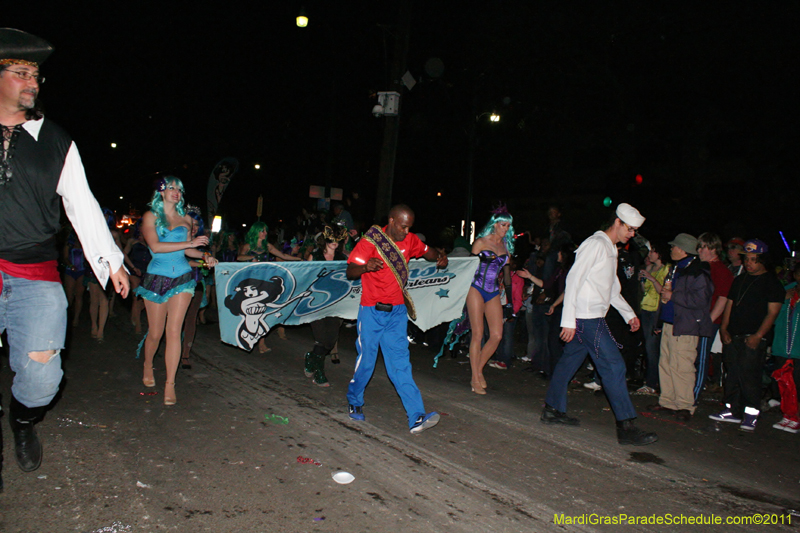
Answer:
[{"xmin": 332, "ymin": 471, "xmax": 355, "ymax": 484}]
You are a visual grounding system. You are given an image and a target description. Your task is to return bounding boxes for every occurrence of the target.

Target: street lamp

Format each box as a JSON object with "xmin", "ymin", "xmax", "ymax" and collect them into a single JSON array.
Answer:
[
  {"xmin": 465, "ymin": 110, "xmax": 501, "ymax": 240},
  {"xmin": 296, "ymin": 7, "xmax": 308, "ymax": 28}
]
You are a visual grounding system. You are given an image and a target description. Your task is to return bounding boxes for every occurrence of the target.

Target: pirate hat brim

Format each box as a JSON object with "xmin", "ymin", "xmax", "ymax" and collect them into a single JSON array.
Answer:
[{"xmin": 0, "ymin": 28, "xmax": 54, "ymax": 66}]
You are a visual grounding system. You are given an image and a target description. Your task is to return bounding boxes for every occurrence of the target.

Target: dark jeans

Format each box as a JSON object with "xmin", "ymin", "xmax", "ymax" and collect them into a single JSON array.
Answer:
[
  {"xmin": 526, "ymin": 303, "xmax": 550, "ymax": 371},
  {"xmin": 545, "ymin": 318, "xmax": 638, "ymax": 421},
  {"xmin": 496, "ymin": 318, "xmax": 517, "ymax": 365},
  {"xmin": 722, "ymin": 335, "xmax": 768, "ymax": 416},
  {"xmin": 640, "ymin": 310, "xmax": 661, "ymax": 389},
  {"xmin": 545, "ymin": 306, "xmax": 565, "ymax": 376}
]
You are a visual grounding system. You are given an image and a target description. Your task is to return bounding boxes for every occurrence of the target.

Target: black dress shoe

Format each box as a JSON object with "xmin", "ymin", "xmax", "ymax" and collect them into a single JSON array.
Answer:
[
  {"xmin": 675, "ymin": 409, "xmax": 692, "ymax": 422},
  {"xmin": 541, "ymin": 405, "xmax": 580, "ymax": 426},
  {"xmin": 617, "ymin": 419, "xmax": 658, "ymax": 446}
]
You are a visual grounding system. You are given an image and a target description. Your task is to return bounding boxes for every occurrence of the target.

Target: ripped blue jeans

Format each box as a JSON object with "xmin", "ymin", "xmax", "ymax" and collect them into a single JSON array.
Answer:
[{"xmin": 0, "ymin": 272, "xmax": 66, "ymax": 407}]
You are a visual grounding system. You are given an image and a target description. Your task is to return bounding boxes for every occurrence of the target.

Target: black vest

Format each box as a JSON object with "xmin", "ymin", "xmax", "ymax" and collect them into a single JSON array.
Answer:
[{"xmin": 0, "ymin": 118, "xmax": 72, "ymax": 263}]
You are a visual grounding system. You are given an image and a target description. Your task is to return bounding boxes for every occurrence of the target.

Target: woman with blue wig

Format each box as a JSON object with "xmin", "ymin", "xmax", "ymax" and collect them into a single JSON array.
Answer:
[
  {"xmin": 135, "ymin": 177, "xmax": 218, "ymax": 405},
  {"xmin": 467, "ymin": 205, "xmax": 517, "ymax": 394}
]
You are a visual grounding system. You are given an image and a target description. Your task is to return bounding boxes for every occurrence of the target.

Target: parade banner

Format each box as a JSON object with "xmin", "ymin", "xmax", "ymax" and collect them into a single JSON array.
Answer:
[
  {"xmin": 206, "ymin": 157, "xmax": 239, "ymax": 228},
  {"xmin": 215, "ymin": 257, "xmax": 478, "ymax": 351}
]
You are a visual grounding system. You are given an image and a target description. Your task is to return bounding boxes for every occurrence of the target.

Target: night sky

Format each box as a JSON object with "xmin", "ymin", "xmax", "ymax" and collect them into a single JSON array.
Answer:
[{"xmin": 4, "ymin": 2, "xmax": 797, "ymax": 254}]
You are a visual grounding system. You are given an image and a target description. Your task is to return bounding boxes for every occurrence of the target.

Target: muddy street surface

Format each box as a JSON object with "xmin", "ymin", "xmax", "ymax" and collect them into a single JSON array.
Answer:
[{"xmin": 2, "ymin": 311, "xmax": 799, "ymax": 532}]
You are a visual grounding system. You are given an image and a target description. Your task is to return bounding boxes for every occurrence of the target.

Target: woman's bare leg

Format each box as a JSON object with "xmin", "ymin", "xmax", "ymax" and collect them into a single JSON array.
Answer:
[{"xmin": 163, "ymin": 292, "xmax": 193, "ymax": 403}]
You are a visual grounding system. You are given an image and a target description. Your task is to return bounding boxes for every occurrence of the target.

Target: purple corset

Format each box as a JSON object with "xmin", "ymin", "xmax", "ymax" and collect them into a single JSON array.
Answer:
[{"xmin": 471, "ymin": 250, "xmax": 508, "ymax": 291}]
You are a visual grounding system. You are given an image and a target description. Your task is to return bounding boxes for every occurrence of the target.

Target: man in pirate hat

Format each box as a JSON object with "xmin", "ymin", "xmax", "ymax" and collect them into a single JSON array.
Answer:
[{"xmin": 0, "ymin": 28, "xmax": 129, "ymax": 488}]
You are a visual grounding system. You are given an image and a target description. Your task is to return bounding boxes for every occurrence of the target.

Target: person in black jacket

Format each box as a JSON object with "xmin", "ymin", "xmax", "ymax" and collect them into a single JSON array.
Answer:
[{"xmin": 649, "ymin": 234, "xmax": 713, "ymax": 421}]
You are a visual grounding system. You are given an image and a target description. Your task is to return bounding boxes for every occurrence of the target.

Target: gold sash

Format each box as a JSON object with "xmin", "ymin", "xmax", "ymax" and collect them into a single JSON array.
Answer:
[{"xmin": 363, "ymin": 225, "xmax": 417, "ymax": 320}]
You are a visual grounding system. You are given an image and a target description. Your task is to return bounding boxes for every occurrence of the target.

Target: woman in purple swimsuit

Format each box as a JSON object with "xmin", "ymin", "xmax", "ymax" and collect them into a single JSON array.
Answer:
[{"xmin": 467, "ymin": 206, "xmax": 516, "ymax": 394}]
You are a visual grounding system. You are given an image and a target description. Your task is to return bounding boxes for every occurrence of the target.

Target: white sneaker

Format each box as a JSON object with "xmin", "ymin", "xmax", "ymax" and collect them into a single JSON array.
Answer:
[
  {"xmin": 768, "ymin": 399, "xmax": 781, "ymax": 409},
  {"xmin": 583, "ymin": 381, "xmax": 602, "ymax": 391},
  {"xmin": 518, "ymin": 355, "xmax": 532, "ymax": 362},
  {"xmin": 773, "ymin": 418, "xmax": 800, "ymax": 433}
]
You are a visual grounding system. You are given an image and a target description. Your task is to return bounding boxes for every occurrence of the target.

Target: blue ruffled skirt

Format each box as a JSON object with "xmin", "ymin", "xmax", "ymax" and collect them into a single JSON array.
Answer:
[{"xmin": 135, "ymin": 271, "xmax": 196, "ymax": 303}]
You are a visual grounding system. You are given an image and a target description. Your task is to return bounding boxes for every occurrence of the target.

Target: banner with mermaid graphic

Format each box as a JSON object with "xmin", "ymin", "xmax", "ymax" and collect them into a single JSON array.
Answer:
[{"xmin": 214, "ymin": 257, "xmax": 477, "ymax": 351}]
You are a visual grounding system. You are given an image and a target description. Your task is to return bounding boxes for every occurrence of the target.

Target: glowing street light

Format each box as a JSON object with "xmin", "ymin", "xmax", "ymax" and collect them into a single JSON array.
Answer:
[
  {"xmin": 296, "ymin": 7, "xmax": 308, "ymax": 27},
  {"xmin": 489, "ymin": 113, "xmax": 500, "ymax": 122},
  {"xmin": 254, "ymin": 164, "xmax": 261, "ymax": 170},
  {"xmin": 110, "ymin": 142, "xmax": 117, "ymax": 148}
]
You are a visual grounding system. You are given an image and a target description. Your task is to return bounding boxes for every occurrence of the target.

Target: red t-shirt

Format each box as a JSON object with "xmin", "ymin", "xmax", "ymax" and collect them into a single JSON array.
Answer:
[
  {"xmin": 709, "ymin": 259, "xmax": 734, "ymax": 324},
  {"xmin": 348, "ymin": 229, "xmax": 428, "ymax": 306}
]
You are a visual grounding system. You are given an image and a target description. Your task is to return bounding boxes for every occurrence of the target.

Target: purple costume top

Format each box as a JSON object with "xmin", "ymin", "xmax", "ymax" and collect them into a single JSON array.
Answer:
[{"xmin": 471, "ymin": 250, "xmax": 509, "ymax": 292}]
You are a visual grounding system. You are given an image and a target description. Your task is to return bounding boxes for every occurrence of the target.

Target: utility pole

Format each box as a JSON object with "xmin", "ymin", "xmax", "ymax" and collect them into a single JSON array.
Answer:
[{"xmin": 374, "ymin": 0, "xmax": 411, "ymax": 223}]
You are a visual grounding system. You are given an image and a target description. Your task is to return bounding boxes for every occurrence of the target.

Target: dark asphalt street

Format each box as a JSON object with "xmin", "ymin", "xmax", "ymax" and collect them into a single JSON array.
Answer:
[{"xmin": 1, "ymin": 307, "xmax": 798, "ymax": 532}]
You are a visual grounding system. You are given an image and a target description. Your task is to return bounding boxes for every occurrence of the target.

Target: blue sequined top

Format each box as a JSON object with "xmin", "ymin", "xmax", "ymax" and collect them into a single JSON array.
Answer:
[{"xmin": 147, "ymin": 226, "xmax": 192, "ymax": 278}]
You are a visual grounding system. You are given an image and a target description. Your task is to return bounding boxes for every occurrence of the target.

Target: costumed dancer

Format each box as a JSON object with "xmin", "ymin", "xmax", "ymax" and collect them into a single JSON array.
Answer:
[
  {"xmin": 84, "ymin": 207, "xmax": 120, "ymax": 341},
  {"xmin": 180, "ymin": 206, "xmax": 210, "ymax": 370},
  {"xmin": 303, "ymin": 224, "xmax": 348, "ymax": 386},
  {"xmin": 135, "ymin": 177, "xmax": 218, "ymax": 405},
  {"xmin": 237, "ymin": 221, "xmax": 300, "ymax": 353},
  {"xmin": 61, "ymin": 227, "xmax": 86, "ymax": 327},
  {"xmin": 466, "ymin": 205, "xmax": 517, "ymax": 394},
  {"xmin": 122, "ymin": 219, "xmax": 151, "ymax": 334}
]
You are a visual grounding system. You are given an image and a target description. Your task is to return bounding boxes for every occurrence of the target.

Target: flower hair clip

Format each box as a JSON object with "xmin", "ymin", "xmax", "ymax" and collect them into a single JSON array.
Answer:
[{"xmin": 156, "ymin": 178, "xmax": 167, "ymax": 191}]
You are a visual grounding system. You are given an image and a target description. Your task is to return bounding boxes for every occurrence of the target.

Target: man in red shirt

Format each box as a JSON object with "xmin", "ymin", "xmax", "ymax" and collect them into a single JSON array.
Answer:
[
  {"xmin": 346, "ymin": 205, "xmax": 447, "ymax": 434},
  {"xmin": 695, "ymin": 233, "xmax": 734, "ymax": 403}
]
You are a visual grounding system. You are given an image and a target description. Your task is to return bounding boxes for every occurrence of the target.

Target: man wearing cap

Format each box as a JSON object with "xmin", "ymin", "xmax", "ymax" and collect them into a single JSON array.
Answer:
[
  {"xmin": 710, "ymin": 239, "xmax": 783, "ymax": 431},
  {"xmin": 726, "ymin": 238, "xmax": 746, "ymax": 277},
  {"xmin": 648, "ymin": 234, "xmax": 713, "ymax": 421},
  {"xmin": 0, "ymin": 29, "xmax": 129, "ymax": 485},
  {"xmin": 541, "ymin": 203, "xmax": 657, "ymax": 446}
]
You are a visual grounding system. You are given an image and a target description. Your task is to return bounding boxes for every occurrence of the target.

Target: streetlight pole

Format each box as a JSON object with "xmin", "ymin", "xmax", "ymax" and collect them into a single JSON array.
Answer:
[{"xmin": 374, "ymin": 0, "xmax": 411, "ymax": 223}]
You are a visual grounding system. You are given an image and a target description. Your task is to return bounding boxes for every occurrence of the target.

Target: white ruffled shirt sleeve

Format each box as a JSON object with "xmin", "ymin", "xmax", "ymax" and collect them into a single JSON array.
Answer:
[{"xmin": 56, "ymin": 142, "xmax": 124, "ymax": 288}]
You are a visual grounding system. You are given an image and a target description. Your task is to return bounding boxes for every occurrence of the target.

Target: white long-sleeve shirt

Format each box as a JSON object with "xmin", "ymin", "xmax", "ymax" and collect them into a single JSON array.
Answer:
[
  {"xmin": 25, "ymin": 119, "xmax": 124, "ymax": 287},
  {"xmin": 560, "ymin": 230, "xmax": 635, "ymax": 329}
]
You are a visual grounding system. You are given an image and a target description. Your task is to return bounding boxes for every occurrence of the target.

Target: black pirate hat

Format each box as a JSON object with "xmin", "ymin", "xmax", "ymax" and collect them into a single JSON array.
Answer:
[{"xmin": 0, "ymin": 28, "xmax": 53, "ymax": 67}]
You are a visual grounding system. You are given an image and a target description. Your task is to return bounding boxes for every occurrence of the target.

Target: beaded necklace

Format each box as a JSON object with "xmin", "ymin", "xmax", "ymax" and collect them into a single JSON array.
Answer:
[
  {"xmin": 786, "ymin": 289, "xmax": 799, "ymax": 354},
  {"xmin": 734, "ymin": 274, "xmax": 763, "ymax": 306}
]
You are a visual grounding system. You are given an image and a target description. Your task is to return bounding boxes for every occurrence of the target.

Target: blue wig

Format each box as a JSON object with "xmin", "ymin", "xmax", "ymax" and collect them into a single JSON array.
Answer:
[
  {"xmin": 187, "ymin": 208, "xmax": 205, "ymax": 237},
  {"xmin": 147, "ymin": 176, "xmax": 186, "ymax": 236},
  {"xmin": 477, "ymin": 209, "xmax": 516, "ymax": 254}
]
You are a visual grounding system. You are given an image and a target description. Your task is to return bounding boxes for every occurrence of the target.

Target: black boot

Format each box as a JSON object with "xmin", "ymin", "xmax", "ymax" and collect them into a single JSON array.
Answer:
[
  {"xmin": 303, "ymin": 352, "xmax": 315, "ymax": 378},
  {"xmin": 616, "ymin": 418, "xmax": 658, "ymax": 446},
  {"xmin": 9, "ymin": 398, "xmax": 46, "ymax": 472},
  {"xmin": 311, "ymin": 346, "xmax": 329, "ymax": 387}
]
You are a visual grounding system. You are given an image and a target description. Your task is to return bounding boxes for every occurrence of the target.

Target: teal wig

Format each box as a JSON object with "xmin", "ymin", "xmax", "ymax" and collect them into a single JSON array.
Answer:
[
  {"xmin": 245, "ymin": 221, "xmax": 268, "ymax": 250},
  {"xmin": 148, "ymin": 176, "xmax": 186, "ymax": 236},
  {"xmin": 476, "ymin": 208, "xmax": 515, "ymax": 254}
]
